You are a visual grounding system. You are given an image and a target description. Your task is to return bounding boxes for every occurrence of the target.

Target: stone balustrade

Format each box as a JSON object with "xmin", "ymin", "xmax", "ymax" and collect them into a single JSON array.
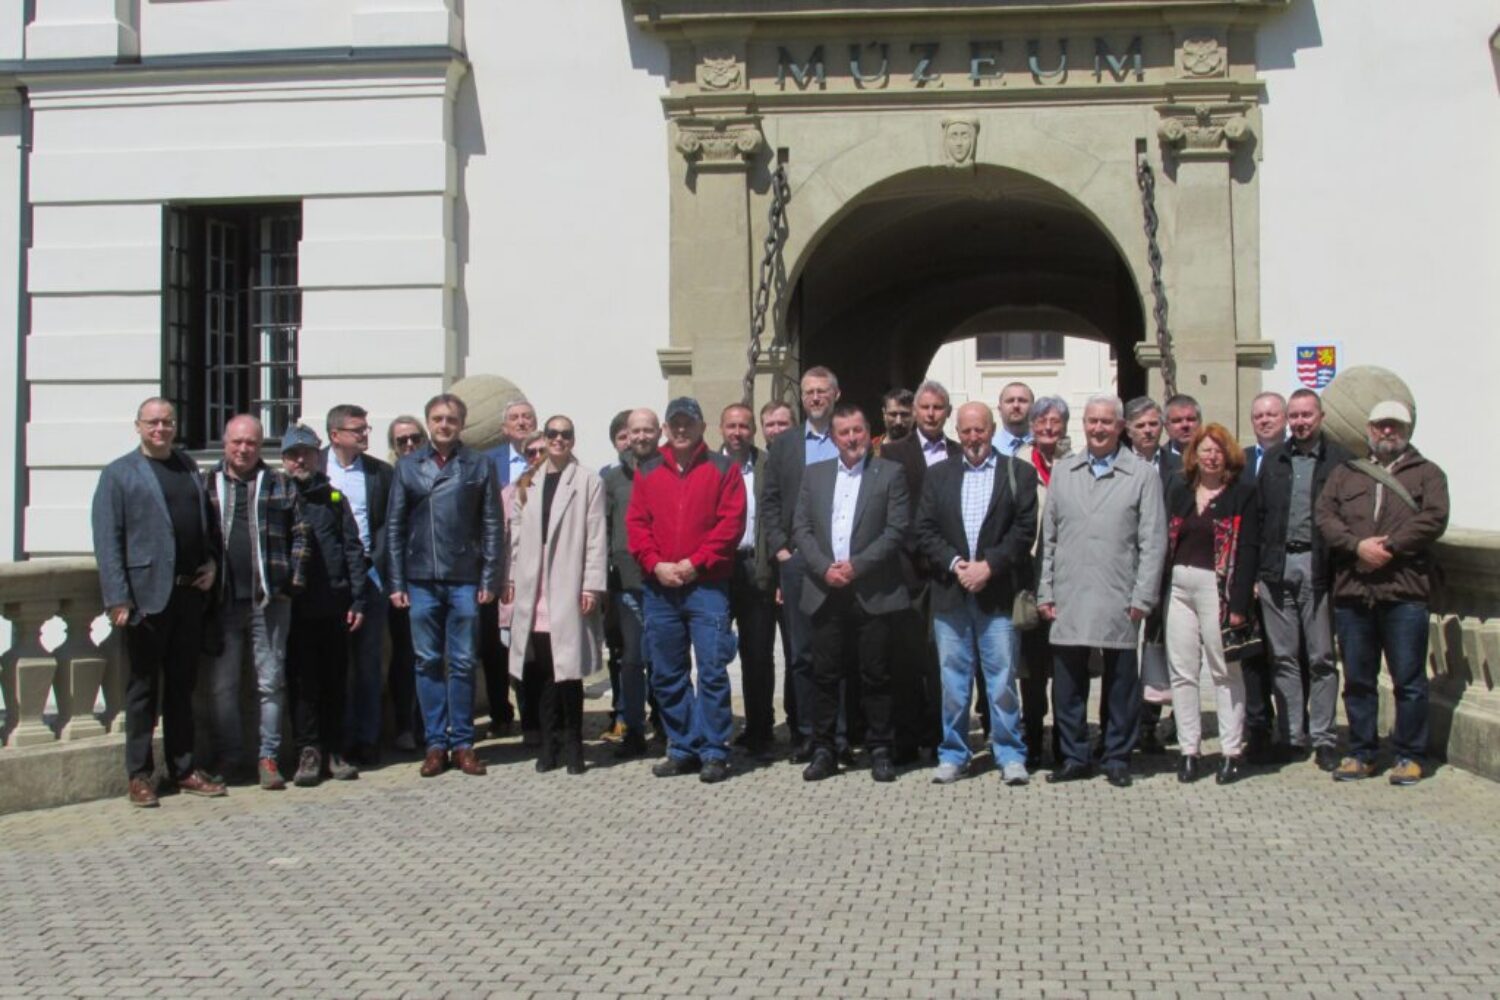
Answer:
[{"xmin": 1420, "ymin": 528, "xmax": 1500, "ymax": 778}]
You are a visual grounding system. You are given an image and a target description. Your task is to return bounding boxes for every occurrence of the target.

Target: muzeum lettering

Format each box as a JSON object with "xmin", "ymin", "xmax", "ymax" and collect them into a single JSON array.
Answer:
[{"xmin": 775, "ymin": 38, "xmax": 1145, "ymax": 88}]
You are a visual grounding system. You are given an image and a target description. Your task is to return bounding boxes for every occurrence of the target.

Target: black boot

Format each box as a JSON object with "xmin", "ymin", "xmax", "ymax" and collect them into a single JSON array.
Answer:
[
  {"xmin": 564, "ymin": 729, "xmax": 585, "ymax": 776},
  {"xmin": 535, "ymin": 728, "xmax": 559, "ymax": 773}
]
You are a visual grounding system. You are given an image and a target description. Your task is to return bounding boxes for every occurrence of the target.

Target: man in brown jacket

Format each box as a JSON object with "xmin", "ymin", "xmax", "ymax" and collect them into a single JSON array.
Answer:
[{"xmin": 1315, "ymin": 400, "xmax": 1449, "ymax": 785}]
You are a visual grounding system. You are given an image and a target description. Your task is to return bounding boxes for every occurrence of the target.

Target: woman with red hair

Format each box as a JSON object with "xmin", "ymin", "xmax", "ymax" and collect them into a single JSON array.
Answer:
[{"xmin": 1163, "ymin": 422, "xmax": 1260, "ymax": 784}]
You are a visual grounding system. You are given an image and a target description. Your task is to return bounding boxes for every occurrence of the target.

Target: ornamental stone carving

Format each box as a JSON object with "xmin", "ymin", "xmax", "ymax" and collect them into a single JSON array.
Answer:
[
  {"xmin": 696, "ymin": 47, "xmax": 743, "ymax": 91},
  {"xmin": 1156, "ymin": 103, "xmax": 1251, "ymax": 159},
  {"xmin": 941, "ymin": 116, "xmax": 979, "ymax": 167},
  {"xmin": 1179, "ymin": 36, "xmax": 1226, "ymax": 78},
  {"xmin": 675, "ymin": 117, "xmax": 765, "ymax": 169}
]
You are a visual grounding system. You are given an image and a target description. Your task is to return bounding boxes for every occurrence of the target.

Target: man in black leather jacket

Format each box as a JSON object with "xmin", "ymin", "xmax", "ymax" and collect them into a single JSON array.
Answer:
[{"xmin": 387, "ymin": 393, "xmax": 503, "ymax": 778}]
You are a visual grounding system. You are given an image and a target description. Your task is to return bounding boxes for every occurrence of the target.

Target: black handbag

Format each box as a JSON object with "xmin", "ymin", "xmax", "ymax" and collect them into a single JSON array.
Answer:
[{"xmin": 1220, "ymin": 620, "xmax": 1263, "ymax": 662}]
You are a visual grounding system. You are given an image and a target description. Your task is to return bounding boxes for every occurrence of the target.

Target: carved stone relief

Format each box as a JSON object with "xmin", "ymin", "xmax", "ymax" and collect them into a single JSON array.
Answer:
[
  {"xmin": 1179, "ymin": 35, "xmax": 1227, "ymax": 78},
  {"xmin": 940, "ymin": 116, "xmax": 979, "ymax": 167},
  {"xmin": 675, "ymin": 118, "xmax": 765, "ymax": 167},
  {"xmin": 696, "ymin": 47, "xmax": 744, "ymax": 91},
  {"xmin": 1157, "ymin": 103, "xmax": 1251, "ymax": 159}
]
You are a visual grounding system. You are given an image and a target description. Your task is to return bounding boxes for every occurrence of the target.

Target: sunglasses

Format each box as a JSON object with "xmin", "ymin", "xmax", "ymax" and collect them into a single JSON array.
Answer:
[
  {"xmin": 395, "ymin": 434, "xmax": 424, "ymax": 447},
  {"xmin": 544, "ymin": 428, "xmax": 574, "ymax": 441},
  {"xmin": 524, "ymin": 447, "xmax": 546, "ymax": 459}
]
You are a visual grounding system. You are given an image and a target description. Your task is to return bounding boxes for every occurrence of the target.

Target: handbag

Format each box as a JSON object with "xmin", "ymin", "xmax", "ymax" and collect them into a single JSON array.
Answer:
[{"xmin": 1220, "ymin": 620, "xmax": 1264, "ymax": 662}]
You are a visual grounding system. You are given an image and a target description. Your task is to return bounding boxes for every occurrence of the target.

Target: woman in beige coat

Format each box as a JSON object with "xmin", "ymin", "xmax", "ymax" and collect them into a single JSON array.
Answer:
[{"xmin": 502, "ymin": 416, "xmax": 608, "ymax": 775}]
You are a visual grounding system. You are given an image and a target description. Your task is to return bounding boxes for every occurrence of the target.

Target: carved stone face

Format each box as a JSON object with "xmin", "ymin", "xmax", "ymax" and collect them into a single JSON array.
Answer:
[{"xmin": 942, "ymin": 120, "xmax": 977, "ymax": 165}]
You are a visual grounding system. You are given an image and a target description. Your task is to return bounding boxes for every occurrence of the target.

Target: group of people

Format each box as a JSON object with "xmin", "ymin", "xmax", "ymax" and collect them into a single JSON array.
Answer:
[{"xmin": 91, "ymin": 367, "xmax": 1449, "ymax": 806}]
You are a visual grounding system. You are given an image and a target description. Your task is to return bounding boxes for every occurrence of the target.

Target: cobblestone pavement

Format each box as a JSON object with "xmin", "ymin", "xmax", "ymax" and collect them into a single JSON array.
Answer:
[{"xmin": 4, "ymin": 696, "xmax": 1500, "ymax": 1000}]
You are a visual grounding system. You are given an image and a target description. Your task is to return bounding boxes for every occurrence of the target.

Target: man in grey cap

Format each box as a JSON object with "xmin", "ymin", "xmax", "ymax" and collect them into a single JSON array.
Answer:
[
  {"xmin": 1316, "ymin": 400, "xmax": 1449, "ymax": 785},
  {"xmin": 626, "ymin": 396, "xmax": 747, "ymax": 784},
  {"xmin": 281, "ymin": 425, "xmax": 369, "ymax": 786}
]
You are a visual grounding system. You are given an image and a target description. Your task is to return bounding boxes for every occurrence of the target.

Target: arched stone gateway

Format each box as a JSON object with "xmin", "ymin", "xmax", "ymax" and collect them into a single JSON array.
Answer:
[{"xmin": 633, "ymin": 0, "xmax": 1285, "ymax": 433}]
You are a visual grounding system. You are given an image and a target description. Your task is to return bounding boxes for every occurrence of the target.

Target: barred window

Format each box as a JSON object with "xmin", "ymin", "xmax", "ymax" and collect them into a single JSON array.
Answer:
[
  {"xmin": 975, "ymin": 331, "xmax": 1064, "ymax": 362},
  {"xmin": 163, "ymin": 204, "xmax": 302, "ymax": 449}
]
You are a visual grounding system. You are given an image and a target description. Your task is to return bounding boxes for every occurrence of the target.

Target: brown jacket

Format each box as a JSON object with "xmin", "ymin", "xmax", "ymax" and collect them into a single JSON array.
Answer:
[{"xmin": 1314, "ymin": 446, "xmax": 1449, "ymax": 604}]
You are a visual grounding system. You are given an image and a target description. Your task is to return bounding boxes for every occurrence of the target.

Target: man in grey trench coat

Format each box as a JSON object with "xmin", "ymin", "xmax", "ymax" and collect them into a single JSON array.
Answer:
[{"xmin": 1038, "ymin": 395, "xmax": 1167, "ymax": 787}]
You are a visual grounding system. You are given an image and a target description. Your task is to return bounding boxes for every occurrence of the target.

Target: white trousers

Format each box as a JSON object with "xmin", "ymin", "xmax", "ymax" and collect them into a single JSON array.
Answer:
[{"xmin": 1165, "ymin": 565, "xmax": 1244, "ymax": 756}]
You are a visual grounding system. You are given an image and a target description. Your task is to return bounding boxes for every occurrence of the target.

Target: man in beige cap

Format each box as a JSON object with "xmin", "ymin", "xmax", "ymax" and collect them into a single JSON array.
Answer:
[{"xmin": 1315, "ymin": 400, "xmax": 1449, "ymax": 785}]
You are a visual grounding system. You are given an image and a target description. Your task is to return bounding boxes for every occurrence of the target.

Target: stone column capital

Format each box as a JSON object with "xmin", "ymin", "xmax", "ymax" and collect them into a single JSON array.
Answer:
[
  {"xmin": 675, "ymin": 116, "xmax": 765, "ymax": 171},
  {"xmin": 1155, "ymin": 102, "xmax": 1252, "ymax": 161}
]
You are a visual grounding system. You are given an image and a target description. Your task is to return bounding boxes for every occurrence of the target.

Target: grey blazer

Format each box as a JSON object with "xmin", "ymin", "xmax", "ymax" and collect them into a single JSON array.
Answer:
[
  {"xmin": 791, "ymin": 454, "xmax": 911, "ymax": 617},
  {"xmin": 91, "ymin": 448, "xmax": 215, "ymax": 624}
]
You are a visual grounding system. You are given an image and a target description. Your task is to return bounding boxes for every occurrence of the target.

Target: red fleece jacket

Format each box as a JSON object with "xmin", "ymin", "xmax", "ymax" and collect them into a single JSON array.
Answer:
[{"xmin": 625, "ymin": 442, "xmax": 747, "ymax": 584}]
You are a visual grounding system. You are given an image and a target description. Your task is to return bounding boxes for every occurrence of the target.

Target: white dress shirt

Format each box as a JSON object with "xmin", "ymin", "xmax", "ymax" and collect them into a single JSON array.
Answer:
[
  {"xmin": 326, "ymin": 451, "xmax": 370, "ymax": 553},
  {"xmin": 919, "ymin": 432, "xmax": 949, "ymax": 467},
  {"xmin": 830, "ymin": 457, "xmax": 863, "ymax": 563}
]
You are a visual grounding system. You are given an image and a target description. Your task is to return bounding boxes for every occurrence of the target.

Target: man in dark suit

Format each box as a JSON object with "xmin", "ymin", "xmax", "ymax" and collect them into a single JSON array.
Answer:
[
  {"xmin": 92, "ymin": 397, "xmax": 226, "ymax": 806},
  {"xmin": 791, "ymin": 404, "xmax": 911, "ymax": 783},
  {"xmin": 916, "ymin": 402, "xmax": 1038, "ymax": 785},
  {"xmin": 880, "ymin": 380, "xmax": 962, "ymax": 760},
  {"xmin": 720, "ymin": 402, "xmax": 778, "ymax": 757},
  {"xmin": 1124, "ymin": 395, "xmax": 1180, "ymax": 755},
  {"xmin": 323, "ymin": 404, "xmax": 398, "ymax": 761},
  {"xmin": 1240, "ymin": 390, "xmax": 1288, "ymax": 759},
  {"xmin": 759, "ymin": 366, "xmax": 842, "ymax": 761}
]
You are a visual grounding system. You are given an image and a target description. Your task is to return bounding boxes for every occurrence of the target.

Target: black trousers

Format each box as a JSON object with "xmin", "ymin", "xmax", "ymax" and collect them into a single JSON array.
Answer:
[
  {"xmin": 387, "ymin": 605, "xmax": 422, "ymax": 743},
  {"xmin": 478, "ymin": 600, "xmax": 515, "ymax": 727},
  {"xmin": 1053, "ymin": 645, "xmax": 1139, "ymax": 770},
  {"xmin": 1241, "ymin": 649, "xmax": 1276, "ymax": 737},
  {"xmin": 287, "ymin": 612, "xmax": 349, "ymax": 754},
  {"xmin": 123, "ymin": 587, "xmax": 204, "ymax": 780},
  {"xmin": 731, "ymin": 553, "xmax": 778, "ymax": 743},
  {"xmin": 524, "ymin": 634, "xmax": 582, "ymax": 747},
  {"xmin": 1019, "ymin": 622, "xmax": 1057, "ymax": 763},
  {"xmin": 810, "ymin": 592, "xmax": 893, "ymax": 753}
]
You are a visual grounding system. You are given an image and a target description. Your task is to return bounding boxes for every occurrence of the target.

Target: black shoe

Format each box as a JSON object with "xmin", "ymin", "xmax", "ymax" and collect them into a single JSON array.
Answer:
[
  {"xmin": 612, "ymin": 731, "xmax": 648, "ymax": 759},
  {"xmin": 699, "ymin": 758, "xmax": 729, "ymax": 784},
  {"xmin": 1315, "ymin": 746, "xmax": 1341, "ymax": 772},
  {"xmin": 1139, "ymin": 730, "xmax": 1166, "ymax": 755},
  {"xmin": 870, "ymin": 750, "xmax": 897, "ymax": 783},
  {"xmin": 652, "ymin": 756, "xmax": 701, "ymax": 778},
  {"xmin": 802, "ymin": 749, "xmax": 838, "ymax": 782},
  {"xmin": 1215, "ymin": 755, "xmax": 1243, "ymax": 785},
  {"xmin": 1243, "ymin": 730, "xmax": 1273, "ymax": 764},
  {"xmin": 1104, "ymin": 767, "xmax": 1133, "ymax": 788},
  {"xmin": 1177, "ymin": 754, "xmax": 1200, "ymax": 784},
  {"xmin": 564, "ymin": 739, "xmax": 585, "ymax": 776},
  {"xmin": 535, "ymin": 740, "xmax": 558, "ymax": 774},
  {"xmin": 1046, "ymin": 761, "xmax": 1093, "ymax": 784},
  {"xmin": 789, "ymin": 739, "xmax": 814, "ymax": 764}
]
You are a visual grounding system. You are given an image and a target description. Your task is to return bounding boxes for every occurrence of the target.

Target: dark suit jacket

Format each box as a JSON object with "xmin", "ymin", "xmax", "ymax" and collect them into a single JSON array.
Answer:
[
  {"xmin": 915, "ymin": 450, "xmax": 1038, "ymax": 616},
  {"xmin": 791, "ymin": 455, "xmax": 911, "ymax": 617},
  {"xmin": 321, "ymin": 449, "xmax": 394, "ymax": 581},
  {"xmin": 881, "ymin": 430, "xmax": 961, "ymax": 581},
  {"xmin": 486, "ymin": 441, "xmax": 519, "ymax": 488},
  {"xmin": 759, "ymin": 428, "xmax": 810, "ymax": 558},
  {"xmin": 91, "ymin": 447, "xmax": 219, "ymax": 624}
]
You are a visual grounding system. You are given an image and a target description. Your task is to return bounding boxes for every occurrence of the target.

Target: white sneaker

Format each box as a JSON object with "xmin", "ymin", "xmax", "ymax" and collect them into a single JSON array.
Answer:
[
  {"xmin": 931, "ymin": 762, "xmax": 965, "ymax": 785},
  {"xmin": 1001, "ymin": 761, "xmax": 1031, "ymax": 786}
]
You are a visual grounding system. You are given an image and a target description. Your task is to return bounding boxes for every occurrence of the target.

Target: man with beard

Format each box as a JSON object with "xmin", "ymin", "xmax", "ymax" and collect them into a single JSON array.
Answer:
[
  {"xmin": 281, "ymin": 425, "xmax": 368, "ymax": 785},
  {"xmin": 873, "ymin": 388, "xmax": 914, "ymax": 454}
]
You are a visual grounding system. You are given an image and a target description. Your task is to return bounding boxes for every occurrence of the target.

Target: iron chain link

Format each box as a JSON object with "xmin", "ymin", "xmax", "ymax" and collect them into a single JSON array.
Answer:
[
  {"xmin": 745, "ymin": 163, "xmax": 791, "ymax": 408},
  {"xmin": 1136, "ymin": 155, "xmax": 1176, "ymax": 400}
]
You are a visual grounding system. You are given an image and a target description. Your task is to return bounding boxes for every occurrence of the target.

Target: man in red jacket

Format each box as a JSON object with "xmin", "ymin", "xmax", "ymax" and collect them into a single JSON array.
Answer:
[{"xmin": 626, "ymin": 397, "xmax": 747, "ymax": 784}]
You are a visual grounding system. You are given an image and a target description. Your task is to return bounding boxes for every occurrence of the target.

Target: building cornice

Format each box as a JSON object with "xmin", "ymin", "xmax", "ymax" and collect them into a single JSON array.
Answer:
[{"xmin": 0, "ymin": 45, "xmax": 467, "ymax": 85}]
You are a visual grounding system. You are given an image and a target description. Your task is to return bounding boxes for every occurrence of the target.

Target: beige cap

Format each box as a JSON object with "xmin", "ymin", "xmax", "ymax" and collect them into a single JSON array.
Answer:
[{"xmin": 1368, "ymin": 400, "xmax": 1412, "ymax": 425}]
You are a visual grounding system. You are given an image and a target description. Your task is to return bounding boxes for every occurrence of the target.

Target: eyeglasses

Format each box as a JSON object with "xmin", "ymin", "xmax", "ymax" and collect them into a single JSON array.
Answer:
[
  {"xmin": 524, "ymin": 447, "xmax": 546, "ymax": 459},
  {"xmin": 394, "ymin": 434, "xmax": 424, "ymax": 447},
  {"xmin": 544, "ymin": 428, "xmax": 574, "ymax": 441},
  {"xmin": 337, "ymin": 425, "xmax": 370, "ymax": 437},
  {"xmin": 138, "ymin": 418, "xmax": 176, "ymax": 429}
]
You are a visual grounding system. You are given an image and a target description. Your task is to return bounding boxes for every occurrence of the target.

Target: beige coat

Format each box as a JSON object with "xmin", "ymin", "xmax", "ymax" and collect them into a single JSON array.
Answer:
[{"xmin": 506, "ymin": 461, "xmax": 608, "ymax": 682}]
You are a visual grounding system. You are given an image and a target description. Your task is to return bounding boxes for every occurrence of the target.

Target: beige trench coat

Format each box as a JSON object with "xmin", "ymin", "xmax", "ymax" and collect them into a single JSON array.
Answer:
[{"xmin": 505, "ymin": 461, "xmax": 608, "ymax": 682}]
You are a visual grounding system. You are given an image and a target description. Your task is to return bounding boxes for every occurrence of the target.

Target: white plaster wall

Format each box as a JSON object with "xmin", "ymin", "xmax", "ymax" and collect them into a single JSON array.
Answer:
[
  {"xmin": 926, "ymin": 336, "xmax": 1118, "ymax": 442},
  {"xmin": 0, "ymin": 100, "xmax": 21, "ymax": 562},
  {"xmin": 456, "ymin": 2, "xmax": 670, "ymax": 471},
  {"xmin": 136, "ymin": 0, "xmax": 459, "ymax": 57},
  {"xmin": 0, "ymin": 5, "xmax": 23, "ymax": 61},
  {"xmin": 1259, "ymin": 0, "xmax": 1500, "ymax": 530}
]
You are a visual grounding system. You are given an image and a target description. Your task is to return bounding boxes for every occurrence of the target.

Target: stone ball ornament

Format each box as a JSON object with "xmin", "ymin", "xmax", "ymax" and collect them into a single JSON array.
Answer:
[
  {"xmin": 1319, "ymin": 365, "xmax": 1417, "ymax": 456},
  {"xmin": 452, "ymin": 373, "xmax": 525, "ymax": 453}
]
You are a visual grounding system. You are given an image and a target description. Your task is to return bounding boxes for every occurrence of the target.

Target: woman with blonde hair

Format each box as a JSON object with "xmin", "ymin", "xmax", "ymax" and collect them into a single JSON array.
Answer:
[
  {"xmin": 501, "ymin": 415, "xmax": 608, "ymax": 774},
  {"xmin": 1162, "ymin": 422, "xmax": 1260, "ymax": 785},
  {"xmin": 386, "ymin": 415, "xmax": 427, "ymax": 465}
]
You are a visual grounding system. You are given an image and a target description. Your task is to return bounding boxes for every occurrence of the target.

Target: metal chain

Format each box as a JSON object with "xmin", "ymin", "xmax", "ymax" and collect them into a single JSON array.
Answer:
[
  {"xmin": 744, "ymin": 163, "xmax": 791, "ymax": 408},
  {"xmin": 1135, "ymin": 154, "xmax": 1177, "ymax": 399}
]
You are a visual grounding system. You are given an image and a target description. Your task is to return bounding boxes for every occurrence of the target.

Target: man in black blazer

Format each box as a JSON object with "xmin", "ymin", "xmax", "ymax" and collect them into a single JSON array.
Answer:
[
  {"xmin": 915, "ymin": 402, "xmax": 1038, "ymax": 785},
  {"xmin": 322, "ymin": 404, "xmax": 396, "ymax": 762},
  {"xmin": 792, "ymin": 404, "xmax": 911, "ymax": 782},
  {"xmin": 758, "ymin": 366, "xmax": 842, "ymax": 760},
  {"xmin": 1240, "ymin": 390, "xmax": 1289, "ymax": 759},
  {"xmin": 879, "ymin": 380, "xmax": 962, "ymax": 760}
]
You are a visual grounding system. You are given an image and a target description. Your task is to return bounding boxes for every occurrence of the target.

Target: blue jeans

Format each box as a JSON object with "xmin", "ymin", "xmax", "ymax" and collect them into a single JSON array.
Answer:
[
  {"xmin": 204, "ymin": 597, "xmax": 291, "ymax": 769},
  {"xmin": 345, "ymin": 567, "xmax": 388, "ymax": 750},
  {"xmin": 408, "ymin": 581, "xmax": 479, "ymax": 751},
  {"xmin": 933, "ymin": 596, "xmax": 1025, "ymax": 768},
  {"xmin": 1335, "ymin": 600, "xmax": 1430, "ymax": 763},
  {"xmin": 617, "ymin": 589, "xmax": 649, "ymax": 734},
  {"xmin": 643, "ymin": 580, "xmax": 735, "ymax": 763}
]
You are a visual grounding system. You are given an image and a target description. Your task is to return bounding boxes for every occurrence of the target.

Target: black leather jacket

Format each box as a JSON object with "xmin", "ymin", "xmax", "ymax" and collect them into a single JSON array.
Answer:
[{"xmin": 387, "ymin": 443, "xmax": 503, "ymax": 591}]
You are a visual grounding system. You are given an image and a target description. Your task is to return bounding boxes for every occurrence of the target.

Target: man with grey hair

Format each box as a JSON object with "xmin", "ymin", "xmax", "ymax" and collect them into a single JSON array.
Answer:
[
  {"xmin": 480, "ymin": 398, "xmax": 534, "ymax": 741},
  {"xmin": 882, "ymin": 378, "xmax": 963, "ymax": 761},
  {"xmin": 1039, "ymin": 394, "xmax": 1166, "ymax": 787},
  {"xmin": 486, "ymin": 398, "xmax": 538, "ymax": 488}
]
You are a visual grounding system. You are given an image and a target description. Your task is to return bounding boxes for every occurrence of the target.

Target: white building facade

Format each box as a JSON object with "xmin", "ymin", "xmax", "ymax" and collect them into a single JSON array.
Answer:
[{"xmin": 0, "ymin": 0, "xmax": 1496, "ymax": 562}]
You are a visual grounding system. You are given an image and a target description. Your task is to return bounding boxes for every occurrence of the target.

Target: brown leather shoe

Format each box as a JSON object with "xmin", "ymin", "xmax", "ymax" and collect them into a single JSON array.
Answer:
[
  {"xmin": 127, "ymin": 777, "xmax": 160, "ymax": 808},
  {"xmin": 177, "ymin": 770, "xmax": 227, "ymax": 798},
  {"xmin": 451, "ymin": 747, "xmax": 487, "ymax": 776},
  {"xmin": 419, "ymin": 747, "xmax": 449, "ymax": 778}
]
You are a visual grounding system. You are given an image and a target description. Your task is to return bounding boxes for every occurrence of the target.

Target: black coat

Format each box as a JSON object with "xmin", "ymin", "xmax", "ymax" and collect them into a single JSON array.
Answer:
[
  {"xmin": 1254, "ymin": 433, "xmax": 1351, "ymax": 589},
  {"xmin": 293, "ymin": 472, "xmax": 370, "ymax": 619},
  {"xmin": 1163, "ymin": 474, "xmax": 1260, "ymax": 619},
  {"xmin": 915, "ymin": 451, "xmax": 1038, "ymax": 616}
]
